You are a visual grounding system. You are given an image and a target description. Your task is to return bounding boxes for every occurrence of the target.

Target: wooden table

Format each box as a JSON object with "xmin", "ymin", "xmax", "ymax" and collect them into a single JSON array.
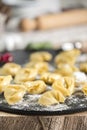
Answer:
[{"xmin": 0, "ymin": 111, "xmax": 87, "ymax": 130}]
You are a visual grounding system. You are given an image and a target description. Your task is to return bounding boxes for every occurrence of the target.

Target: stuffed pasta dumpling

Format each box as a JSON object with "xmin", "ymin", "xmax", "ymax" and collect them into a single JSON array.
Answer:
[
  {"xmin": 24, "ymin": 80, "xmax": 47, "ymax": 94},
  {"xmin": 4, "ymin": 84, "xmax": 26, "ymax": 105},
  {"xmin": 14, "ymin": 68, "xmax": 38, "ymax": 83},
  {"xmin": 82, "ymin": 83, "xmax": 87, "ymax": 95},
  {"xmin": 30, "ymin": 51, "xmax": 52, "ymax": 62},
  {"xmin": 2, "ymin": 63, "xmax": 21, "ymax": 76},
  {"xmin": 0, "ymin": 75, "xmax": 12, "ymax": 93},
  {"xmin": 54, "ymin": 49, "xmax": 80, "ymax": 66},
  {"xmin": 55, "ymin": 64, "xmax": 79, "ymax": 76},
  {"xmin": 25, "ymin": 61, "xmax": 49, "ymax": 74},
  {"xmin": 41, "ymin": 72, "xmax": 61, "ymax": 84},
  {"xmin": 38, "ymin": 90, "xmax": 65, "ymax": 106},
  {"xmin": 80, "ymin": 62, "xmax": 87, "ymax": 73},
  {"xmin": 52, "ymin": 77, "xmax": 75, "ymax": 96}
]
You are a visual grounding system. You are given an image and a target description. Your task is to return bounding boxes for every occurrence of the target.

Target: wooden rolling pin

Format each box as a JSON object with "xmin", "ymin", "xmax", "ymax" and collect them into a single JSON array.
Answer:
[
  {"xmin": 19, "ymin": 19, "xmax": 37, "ymax": 31},
  {"xmin": 20, "ymin": 9, "xmax": 87, "ymax": 31},
  {"xmin": 38, "ymin": 9, "xmax": 87, "ymax": 30}
]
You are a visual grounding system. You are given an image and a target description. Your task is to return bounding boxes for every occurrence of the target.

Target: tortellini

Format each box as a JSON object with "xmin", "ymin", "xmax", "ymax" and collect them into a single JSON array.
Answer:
[
  {"xmin": 24, "ymin": 80, "xmax": 46, "ymax": 94},
  {"xmin": 54, "ymin": 49, "xmax": 80, "ymax": 66},
  {"xmin": 0, "ymin": 75, "xmax": 12, "ymax": 93},
  {"xmin": 0, "ymin": 49, "xmax": 87, "ymax": 107},
  {"xmin": 30, "ymin": 51, "xmax": 52, "ymax": 62},
  {"xmin": 63, "ymin": 77, "xmax": 75, "ymax": 95},
  {"xmin": 14, "ymin": 68, "xmax": 38, "ymax": 83},
  {"xmin": 38, "ymin": 90, "xmax": 65, "ymax": 106},
  {"xmin": 2, "ymin": 63, "xmax": 21, "ymax": 76},
  {"xmin": 0, "ymin": 68, "xmax": 6, "ymax": 75},
  {"xmin": 80, "ymin": 62, "xmax": 87, "ymax": 73},
  {"xmin": 4, "ymin": 84, "xmax": 26, "ymax": 105},
  {"xmin": 52, "ymin": 80, "xmax": 70, "ymax": 96},
  {"xmin": 41, "ymin": 72, "xmax": 61, "ymax": 84},
  {"xmin": 25, "ymin": 61, "xmax": 49, "ymax": 74},
  {"xmin": 52, "ymin": 77, "xmax": 75, "ymax": 96},
  {"xmin": 82, "ymin": 83, "xmax": 87, "ymax": 95},
  {"xmin": 55, "ymin": 64, "xmax": 79, "ymax": 76}
]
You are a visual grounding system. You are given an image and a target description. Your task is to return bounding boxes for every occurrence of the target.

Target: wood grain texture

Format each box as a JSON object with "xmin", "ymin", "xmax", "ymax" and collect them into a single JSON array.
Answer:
[{"xmin": 0, "ymin": 112, "xmax": 87, "ymax": 130}]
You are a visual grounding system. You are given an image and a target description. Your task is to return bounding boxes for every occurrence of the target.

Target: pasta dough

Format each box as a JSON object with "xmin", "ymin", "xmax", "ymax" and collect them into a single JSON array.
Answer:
[
  {"xmin": 2, "ymin": 63, "xmax": 21, "ymax": 76},
  {"xmin": 55, "ymin": 64, "xmax": 79, "ymax": 76},
  {"xmin": 25, "ymin": 61, "xmax": 49, "ymax": 74},
  {"xmin": 64, "ymin": 77, "xmax": 75, "ymax": 95},
  {"xmin": 54, "ymin": 49, "xmax": 80, "ymax": 66},
  {"xmin": 82, "ymin": 83, "xmax": 87, "ymax": 95},
  {"xmin": 41, "ymin": 72, "xmax": 61, "ymax": 84},
  {"xmin": 80, "ymin": 62, "xmax": 87, "ymax": 73},
  {"xmin": 0, "ymin": 75, "xmax": 12, "ymax": 93},
  {"xmin": 14, "ymin": 68, "xmax": 38, "ymax": 83},
  {"xmin": 4, "ymin": 84, "xmax": 26, "ymax": 105},
  {"xmin": 30, "ymin": 51, "xmax": 52, "ymax": 62},
  {"xmin": 52, "ymin": 79, "xmax": 70, "ymax": 96},
  {"xmin": 24, "ymin": 80, "xmax": 46, "ymax": 94},
  {"xmin": 52, "ymin": 77, "xmax": 75, "ymax": 96},
  {"xmin": 38, "ymin": 90, "xmax": 65, "ymax": 106}
]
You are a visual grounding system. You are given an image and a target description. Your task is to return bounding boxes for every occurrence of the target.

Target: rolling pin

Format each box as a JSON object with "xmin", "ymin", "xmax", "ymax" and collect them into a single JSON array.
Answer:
[
  {"xmin": 19, "ymin": 9, "xmax": 87, "ymax": 31},
  {"xmin": 19, "ymin": 19, "xmax": 37, "ymax": 31},
  {"xmin": 37, "ymin": 9, "xmax": 87, "ymax": 30}
]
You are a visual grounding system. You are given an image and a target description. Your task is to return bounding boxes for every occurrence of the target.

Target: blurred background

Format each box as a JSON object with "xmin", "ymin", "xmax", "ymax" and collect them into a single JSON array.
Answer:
[{"xmin": 0, "ymin": 0, "xmax": 87, "ymax": 51}]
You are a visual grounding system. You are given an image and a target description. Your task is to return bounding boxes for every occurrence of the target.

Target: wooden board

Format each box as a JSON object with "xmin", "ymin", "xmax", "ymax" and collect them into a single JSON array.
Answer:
[{"xmin": 0, "ymin": 112, "xmax": 87, "ymax": 130}]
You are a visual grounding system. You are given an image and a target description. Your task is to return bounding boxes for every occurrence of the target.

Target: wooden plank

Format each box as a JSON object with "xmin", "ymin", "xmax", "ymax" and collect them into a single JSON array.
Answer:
[{"xmin": 0, "ymin": 112, "xmax": 87, "ymax": 130}]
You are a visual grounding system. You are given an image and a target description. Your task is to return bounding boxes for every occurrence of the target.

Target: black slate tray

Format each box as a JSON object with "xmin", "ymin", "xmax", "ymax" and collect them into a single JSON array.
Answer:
[{"xmin": 0, "ymin": 49, "xmax": 87, "ymax": 116}]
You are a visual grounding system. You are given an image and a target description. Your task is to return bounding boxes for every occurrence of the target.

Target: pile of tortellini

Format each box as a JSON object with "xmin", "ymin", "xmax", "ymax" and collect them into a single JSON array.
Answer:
[{"xmin": 0, "ymin": 49, "xmax": 87, "ymax": 107}]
